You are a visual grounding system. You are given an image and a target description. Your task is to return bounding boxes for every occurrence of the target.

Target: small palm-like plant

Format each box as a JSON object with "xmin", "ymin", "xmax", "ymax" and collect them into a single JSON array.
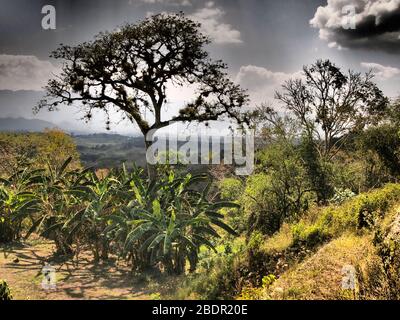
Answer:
[
  {"xmin": 1, "ymin": 158, "xmax": 239, "ymax": 275},
  {"xmin": 107, "ymin": 169, "xmax": 238, "ymax": 274},
  {"xmin": 28, "ymin": 157, "xmax": 91, "ymax": 253},
  {"xmin": 0, "ymin": 169, "xmax": 38, "ymax": 243}
]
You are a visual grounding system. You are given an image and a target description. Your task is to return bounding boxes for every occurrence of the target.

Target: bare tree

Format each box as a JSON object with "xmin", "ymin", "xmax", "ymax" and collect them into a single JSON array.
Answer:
[{"xmin": 275, "ymin": 59, "xmax": 388, "ymax": 159}]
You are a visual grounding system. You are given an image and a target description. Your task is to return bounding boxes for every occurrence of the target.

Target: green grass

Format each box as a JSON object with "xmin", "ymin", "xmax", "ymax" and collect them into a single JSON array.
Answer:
[{"xmin": 235, "ymin": 184, "xmax": 400, "ymax": 300}]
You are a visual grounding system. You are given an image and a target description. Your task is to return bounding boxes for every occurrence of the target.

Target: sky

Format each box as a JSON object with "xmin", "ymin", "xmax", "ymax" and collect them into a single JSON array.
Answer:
[{"xmin": 0, "ymin": 0, "xmax": 399, "ymax": 134}]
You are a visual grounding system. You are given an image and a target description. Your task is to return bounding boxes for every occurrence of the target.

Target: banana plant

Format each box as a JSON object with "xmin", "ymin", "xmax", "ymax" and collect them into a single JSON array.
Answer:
[
  {"xmin": 61, "ymin": 170, "xmax": 124, "ymax": 260},
  {"xmin": 106, "ymin": 170, "xmax": 239, "ymax": 274},
  {"xmin": 27, "ymin": 157, "xmax": 92, "ymax": 253},
  {"xmin": 0, "ymin": 184, "xmax": 38, "ymax": 243},
  {"xmin": 1, "ymin": 158, "xmax": 240, "ymax": 275}
]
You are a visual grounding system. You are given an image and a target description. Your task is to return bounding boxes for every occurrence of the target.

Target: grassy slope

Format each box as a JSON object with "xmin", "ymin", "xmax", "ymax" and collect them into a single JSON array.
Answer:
[
  {"xmin": 239, "ymin": 184, "xmax": 400, "ymax": 300},
  {"xmin": 267, "ymin": 233, "xmax": 375, "ymax": 299}
]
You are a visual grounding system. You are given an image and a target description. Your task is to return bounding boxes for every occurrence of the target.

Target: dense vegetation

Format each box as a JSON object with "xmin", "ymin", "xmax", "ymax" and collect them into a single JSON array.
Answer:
[
  {"xmin": 2, "ymin": 13, "xmax": 400, "ymax": 300},
  {"xmin": 170, "ymin": 62, "xmax": 400, "ymax": 300},
  {"xmin": 0, "ymin": 129, "xmax": 80, "ymax": 176},
  {"xmin": 0, "ymin": 155, "xmax": 238, "ymax": 275}
]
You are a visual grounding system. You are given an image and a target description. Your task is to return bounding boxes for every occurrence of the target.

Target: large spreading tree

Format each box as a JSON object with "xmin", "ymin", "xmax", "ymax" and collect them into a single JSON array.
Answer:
[
  {"xmin": 275, "ymin": 59, "xmax": 388, "ymax": 159},
  {"xmin": 36, "ymin": 13, "xmax": 249, "ymax": 177}
]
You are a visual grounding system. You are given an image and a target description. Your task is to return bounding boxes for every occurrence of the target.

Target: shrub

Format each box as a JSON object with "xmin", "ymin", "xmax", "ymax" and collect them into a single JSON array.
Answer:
[
  {"xmin": 242, "ymin": 170, "xmax": 311, "ymax": 236},
  {"xmin": 0, "ymin": 280, "xmax": 13, "ymax": 300},
  {"xmin": 0, "ymin": 130, "xmax": 80, "ymax": 177},
  {"xmin": 359, "ymin": 124, "xmax": 400, "ymax": 179},
  {"xmin": 237, "ymin": 274, "xmax": 276, "ymax": 300},
  {"xmin": 292, "ymin": 184, "xmax": 400, "ymax": 247},
  {"xmin": 174, "ymin": 238, "xmax": 246, "ymax": 299},
  {"xmin": 219, "ymin": 178, "xmax": 243, "ymax": 201},
  {"xmin": 372, "ymin": 214, "xmax": 400, "ymax": 299},
  {"xmin": 0, "ymin": 176, "xmax": 38, "ymax": 243},
  {"xmin": 291, "ymin": 222, "xmax": 330, "ymax": 248},
  {"xmin": 175, "ymin": 248, "xmax": 239, "ymax": 299},
  {"xmin": 106, "ymin": 169, "xmax": 238, "ymax": 274}
]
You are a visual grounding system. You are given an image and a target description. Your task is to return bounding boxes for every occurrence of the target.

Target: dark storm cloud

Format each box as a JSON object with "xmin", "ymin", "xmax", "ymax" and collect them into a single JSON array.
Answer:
[{"xmin": 311, "ymin": 0, "xmax": 400, "ymax": 53}]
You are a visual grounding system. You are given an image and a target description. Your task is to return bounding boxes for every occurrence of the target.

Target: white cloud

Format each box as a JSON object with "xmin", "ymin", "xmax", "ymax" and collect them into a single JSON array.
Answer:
[
  {"xmin": 189, "ymin": 1, "xmax": 242, "ymax": 44},
  {"xmin": 361, "ymin": 62, "xmax": 400, "ymax": 79},
  {"xmin": 0, "ymin": 55, "xmax": 59, "ymax": 91},
  {"xmin": 310, "ymin": 0, "xmax": 400, "ymax": 53},
  {"xmin": 235, "ymin": 65, "xmax": 302, "ymax": 105}
]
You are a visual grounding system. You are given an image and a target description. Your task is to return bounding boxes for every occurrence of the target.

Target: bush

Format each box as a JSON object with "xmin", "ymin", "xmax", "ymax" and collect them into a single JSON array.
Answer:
[
  {"xmin": 237, "ymin": 274, "xmax": 276, "ymax": 300},
  {"xmin": 373, "ymin": 233, "xmax": 400, "ymax": 299},
  {"xmin": 242, "ymin": 168, "xmax": 311, "ymax": 236},
  {"xmin": 0, "ymin": 179, "xmax": 37, "ymax": 243},
  {"xmin": 218, "ymin": 178, "xmax": 246, "ymax": 233},
  {"xmin": 359, "ymin": 124, "xmax": 400, "ymax": 179},
  {"xmin": 0, "ymin": 130, "xmax": 80, "ymax": 177},
  {"xmin": 0, "ymin": 280, "xmax": 13, "ymax": 300},
  {"xmin": 291, "ymin": 222, "xmax": 330, "ymax": 248},
  {"xmin": 242, "ymin": 174, "xmax": 283, "ymax": 235},
  {"xmin": 219, "ymin": 178, "xmax": 243, "ymax": 201},
  {"xmin": 174, "ymin": 238, "xmax": 246, "ymax": 299},
  {"xmin": 242, "ymin": 138, "xmax": 314, "ymax": 236},
  {"xmin": 292, "ymin": 184, "xmax": 400, "ymax": 247}
]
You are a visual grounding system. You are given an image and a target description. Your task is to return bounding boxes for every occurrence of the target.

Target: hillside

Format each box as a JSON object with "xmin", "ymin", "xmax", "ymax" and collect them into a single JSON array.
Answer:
[
  {"xmin": 74, "ymin": 133, "xmax": 147, "ymax": 168},
  {"xmin": 0, "ymin": 117, "xmax": 58, "ymax": 132},
  {"xmin": 234, "ymin": 184, "xmax": 400, "ymax": 300}
]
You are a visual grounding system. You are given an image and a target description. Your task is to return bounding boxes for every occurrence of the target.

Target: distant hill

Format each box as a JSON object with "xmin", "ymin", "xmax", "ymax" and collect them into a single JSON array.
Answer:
[{"xmin": 0, "ymin": 117, "xmax": 59, "ymax": 132}]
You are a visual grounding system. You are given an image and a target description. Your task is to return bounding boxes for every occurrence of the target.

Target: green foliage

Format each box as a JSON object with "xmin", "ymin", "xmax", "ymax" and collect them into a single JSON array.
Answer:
[
  {"xmin": 107, "ymin": 170, "xmax": 238, "ymax": 274},
  {"xmin": 237, "ymin": 274, "xmax": 276, "ymax": 300},
  {"xmin": 327, "ymin": 157, "xmax": 366, "ymax": 193},
  {"xmin": 0, "ymin": 129, "xmax": 80, "ymax": 177},
  {"xmin": 0, "ymin": 159, "xmax": 237, "ymax": 275},
  {"xmin": 243, "ymin": 139, "xmax": 312, "ymax": 235},
  {"xmin": 358, "ymin": 124, "xmax": 400, "ymax": 181},
  {"xmin": 299, "ymin": 134, "xmax": 333, "ymax": 203},
  {"xmin": 219, "ymin": 178, "xmax": 243, "ymax": 201},
  {"xmin": 372, "ymin": 215, "xmax": 400, "ymax": 299},
  {"xmin": 0, "ymin": 170, "xmax": 38, "ymax": 243},
  {"xmin": 291, "ymin": 221, "xmax": 330, "ymax": 248},
  {"xmin": 175, "ymin": 238, "xmax": 245, "ymax": 299},
  {"xmin": 0, "ymin": 280, "xmax": 13, "ymax": 300},
  {"xmin": 292, "ymin": 184, "xmax": 400, "ymax": 247}
]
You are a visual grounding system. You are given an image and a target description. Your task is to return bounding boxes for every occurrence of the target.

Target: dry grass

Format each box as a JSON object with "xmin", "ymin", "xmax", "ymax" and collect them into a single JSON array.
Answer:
[
  {"xmin": 0, "ymin": 236, "xmax": 178, "ymax": 300},
  {"xmin": 266, "ymin": 233, "xmax": 377, "ymax": 300},
  {"xmin": 262, "ymin": 223, "xmax": 293, "ymax": 253}
]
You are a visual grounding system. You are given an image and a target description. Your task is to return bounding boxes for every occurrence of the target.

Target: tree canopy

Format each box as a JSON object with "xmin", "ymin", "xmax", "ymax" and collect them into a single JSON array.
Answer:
[
  {"xmin": 275, "ymin": 59, "xmax": 388, "ymax": 159},
  {"xmin": 36, "ymin": 13, "xmax": 249, "ymax": 137}
]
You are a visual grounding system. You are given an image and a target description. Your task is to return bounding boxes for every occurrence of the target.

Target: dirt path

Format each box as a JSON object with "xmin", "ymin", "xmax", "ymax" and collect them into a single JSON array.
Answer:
[{"xmin": 0, "ymin": 238, "xmax": 176, "ymax": 300}]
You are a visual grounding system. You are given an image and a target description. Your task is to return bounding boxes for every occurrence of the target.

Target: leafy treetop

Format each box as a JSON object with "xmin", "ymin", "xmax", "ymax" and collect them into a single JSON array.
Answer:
[{"xmin": 36, "ymin": 13, "xmax": 249, "ymax": 136}]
